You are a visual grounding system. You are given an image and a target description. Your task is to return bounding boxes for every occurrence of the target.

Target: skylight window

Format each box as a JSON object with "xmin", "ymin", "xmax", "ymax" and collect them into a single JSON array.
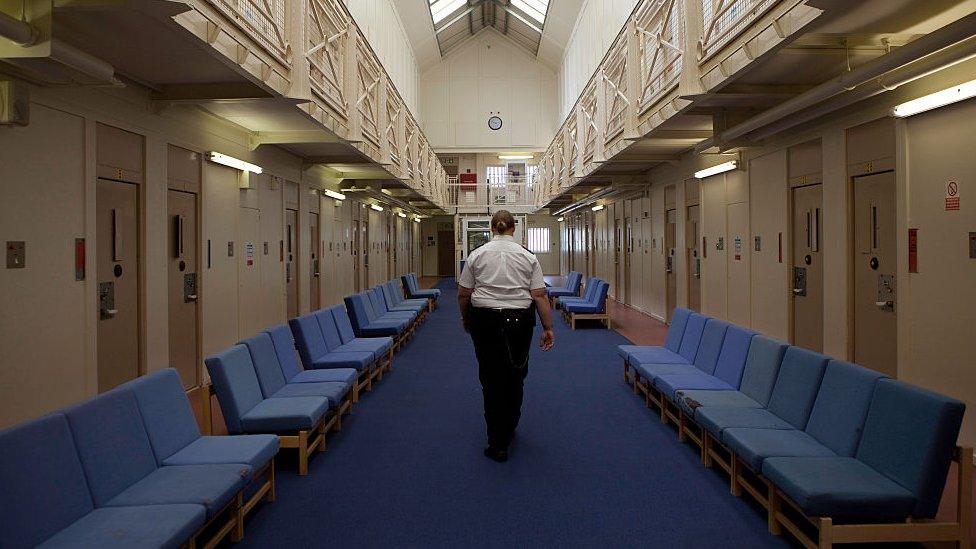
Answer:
[
  {"xmin": 430, "ymin": 0, "xmax": 467, "ymax": 25},
  {"xmin": 511, "ymin": 0, "xmax": 549, "ymax": 24}
]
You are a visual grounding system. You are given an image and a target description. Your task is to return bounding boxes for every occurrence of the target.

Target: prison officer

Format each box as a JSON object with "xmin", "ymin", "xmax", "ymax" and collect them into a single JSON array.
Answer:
[{"xmin": 458, "ymin": 210, "xmax": 555, "ymax": 463}]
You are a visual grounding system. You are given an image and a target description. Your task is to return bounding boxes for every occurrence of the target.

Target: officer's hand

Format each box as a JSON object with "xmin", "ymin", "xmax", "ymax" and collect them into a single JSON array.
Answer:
[{"xmin": 540, "ymin": 329, "xmax": 555, "ymax": 352}]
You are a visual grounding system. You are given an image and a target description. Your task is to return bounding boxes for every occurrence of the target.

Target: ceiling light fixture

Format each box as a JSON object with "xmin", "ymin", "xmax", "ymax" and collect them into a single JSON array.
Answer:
[
  {"xmin": 694, "ymin": 160, "xmax": 738, "ymax": 179},
  {"xmin": 499, "ymin": 154, "xmax": 534, "ymax": 161},
  {"xmin": 398, "ymin": 212, "xmax": 407, "ymax": 218},
  {"xmin": 556, "ymin": 216, "xmax": 565, "ymax": 222},
  {"xmin": 323, "ymin": 189, "xmax": 346, "ymax": 200},
  {"xmin": 591, "ymin": 204, "xmax": 605, "ymax": 212},
  {"xmin": 207, "ymin": 152, "xmax": 262, "ymax": 174},
  {"xmin": 893, "ymin": 79, "xmax": 976, "ymax": 117},
  {"xmin": 370, "ymin": 204, "xmax": 384, "ymax": 212}
]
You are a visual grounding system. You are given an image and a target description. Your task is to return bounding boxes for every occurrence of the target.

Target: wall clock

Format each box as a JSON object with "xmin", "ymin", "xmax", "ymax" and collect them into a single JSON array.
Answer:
[{"xmin": 488, "ymin": 115, "xmax": 503, "ymax": 131}]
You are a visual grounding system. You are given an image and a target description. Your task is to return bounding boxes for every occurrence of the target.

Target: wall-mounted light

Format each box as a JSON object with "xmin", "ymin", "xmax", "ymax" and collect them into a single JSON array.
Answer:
[
  {"xmin": 370, "ymin": 204, "xmax": 384, "ymax": 212},
  {"xmin": 413, "ymin": 217, "xmax": 421, "ymax": 223},
  {"xmin": 398, "ymin": 212, "xmax": 407, "ymax": 218},
  {"xmin": 323, "ymin": 189, "xmax": 346, "ymax": 200},
  {"xmin": 694, "ymin": 160, "xmax": 737, "ymax": 179},
  {"xmin": 591, "ymin": 204, "xmax": 605, "ymax": 212},
  {"xmin": 556, "ymin": 216, "xmax": 565, "ymax": 222},
  {"xmin": 207, "ymin": 152, "xmax": 262, "ymax": 174},
  {"xmin": 893, "ymin": 79, "xmax": 976, "ymax": 117},
  {"xmin": 498, "ymin": 154, "xmax": 534, "ymax": 161}
]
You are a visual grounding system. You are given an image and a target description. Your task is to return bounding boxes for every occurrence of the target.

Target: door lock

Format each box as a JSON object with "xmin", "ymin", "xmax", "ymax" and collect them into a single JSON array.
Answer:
[{"xmin": 99, "ymin": 282, "xmax": 117, "ymax": 319}]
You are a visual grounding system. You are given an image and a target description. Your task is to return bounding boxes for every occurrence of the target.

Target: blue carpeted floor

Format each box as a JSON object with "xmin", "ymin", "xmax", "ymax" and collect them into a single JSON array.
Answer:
[{"xmin": 239, "ymin": 279, "xmax": 788, "ymax": 547}]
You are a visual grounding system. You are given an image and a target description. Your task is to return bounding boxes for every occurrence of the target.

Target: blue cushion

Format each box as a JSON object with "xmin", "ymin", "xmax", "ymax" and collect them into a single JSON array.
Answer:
[
  {"xmin": 626, "ymin": 348, "xmax": 688, "ymax": 365},
  {"xmin": 271, "ymin": 381, "xmax": 349, "ymax": 408},
  {"xmin": 289, "ymin": 315, "xmax": 330, "ymax": 369},
  {"xmin": 766, "ymin": 347, "xmax": 829, "ymax": 430},
  {"xmin": 38, "ymin": 504, "xmax": 205, "ymax": 549},
  {"xmin": 692, "ymin": 319, "xmax": 729, "ymax": 375},
  {"xmin": 266, "ymin": 324, "xmax": 304, "ymax": 381},
  {"xmin": 126, "ymin": 369, "xmax": 201, "ymax": 464},
  {"xmin": 805, "ymin": 360, "xmax": 885, "ymax": 456},
  {"xmin": 357, "ymin": 324, "xmax": 403, "ymax": 338},
  {"xmin": 312, "ymin": 351, "xmax": 374, "ymax": 371},
  {"xmin": 762, "ymin": 457, "xmax": 916, "ymax": 520},
  {"xmin": 677, "ymin": 389, "xmax": 762, "ymax": 417},
  {"xmin": 547, "ymin": 288, "xmax": 577, "ymax": 297},
  {"xmin": 242, "ymin": 333, "xmax": 288, "ymax": 398},
  {"xmin": 711, "ymin": 326, "xmax": 756, "ymax": 388},
  {"xmin": 664, "ymin": 308, "xmax": 692, "ymax": 352},
  {"xmin": 654, "ymin": 373, "xmax": 734, "ymax": 399},
  {"xmin": 695, "ymin": 407, "xmax": 794, "ymax": 440},
  {"xmin": 855, "ymin": 379, "xmax": 965, "ymax": 518},
  {"xmin": 724, "ymin": 428, "xmax": 835, "ymax": 470},
  {"xmin": 63, "ymin": 389, "xmax": 159, "ymax": 507},
  {"xmin": 564, "ymin": 302, "xmax": 604, "ymax": 313},
  {"xmin": 289, "ymin": 368, "xmax": 359, "ymax": 385},
  {"xmin": 240, "ymin": 396, "xmax": 329, "ymax": 432},
  {"xmin": 162, "ymin": 435, "xmax": 279, "ymax": 474},
  {"xmin": 314, "ymin": 309, "xmax": 345, "ymax": 351},
  {"xmin": 677, "ymin": 313, "xmax": 707, "ymax": 363},
  {"xmin": 0, "ymin": 414, "xmax": 94, "ymax": 549},
  {"xmin": 329, "ymin": 305, "xmax": 358, "ymax": 344},
  {"xmin": 635, "ymin": 362, "xmax": 700, "ymax": 380},
  {"xmin": 737, "ymin": 335, "xmax": 788, "ymax": 406},
  {"xmin": 343, "ymin": 295, "xmax": 371, "ymax": 333},
  {"xmin": 105, "ymin": 464, "xmax": 248, "ymax": 518},
  {"xmin": 204, "ymin": 345, "xmax": 264, "ymax": 435}
]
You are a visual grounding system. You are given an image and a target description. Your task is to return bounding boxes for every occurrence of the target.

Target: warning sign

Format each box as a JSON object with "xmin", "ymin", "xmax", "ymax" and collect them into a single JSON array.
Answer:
[
  {"xmin": 245, "ymin": 242, "xmax": 255, "ymax": 267},
  {"xmin": 946, "ymin": 181, "xmax": 960, "ymax": 211},
  {"xmin": 733, "ymin": 236, "xmax": 742, "ymax": 261}
]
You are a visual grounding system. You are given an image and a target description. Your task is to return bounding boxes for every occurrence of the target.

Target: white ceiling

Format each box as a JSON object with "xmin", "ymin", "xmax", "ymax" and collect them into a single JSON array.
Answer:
[{"xmin": 394, "ymin": 0, "xmax": 583, "ymax": 71}]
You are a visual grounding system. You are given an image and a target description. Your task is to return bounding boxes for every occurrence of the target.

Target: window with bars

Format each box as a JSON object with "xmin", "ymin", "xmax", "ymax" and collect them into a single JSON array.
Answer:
[{"xmin": 527, "ymin": 227, "xmax": 551, "ymax": 253}]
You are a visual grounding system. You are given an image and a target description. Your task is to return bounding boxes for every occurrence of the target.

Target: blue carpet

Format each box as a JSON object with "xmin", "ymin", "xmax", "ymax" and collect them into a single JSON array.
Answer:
[{"xmin": 240, "ymin": 279, "xmax": 788, "ymax": 547}]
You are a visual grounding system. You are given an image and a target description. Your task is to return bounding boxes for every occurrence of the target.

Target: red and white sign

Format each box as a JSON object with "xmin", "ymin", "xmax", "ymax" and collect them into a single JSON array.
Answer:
[{"xmin": 945, "ymin": 180, "xmax": 960, "ymax": 211}]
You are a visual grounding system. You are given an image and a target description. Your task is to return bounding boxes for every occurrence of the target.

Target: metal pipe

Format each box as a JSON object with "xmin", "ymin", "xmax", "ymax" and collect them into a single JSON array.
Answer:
[
  {"xmin": 50, "ymin": 39, "xmax": 120, "ymax": 85},
  {"xmin": 0, "ymin": 9, "xmax": 38, "ymax": 46},
  {"xmin": 720, "ymin": 10, "xmax": 976, "ymax": 142},
  {"xmin": 750, "ymin": 35, "xmax": 976, "ymax": 140}
]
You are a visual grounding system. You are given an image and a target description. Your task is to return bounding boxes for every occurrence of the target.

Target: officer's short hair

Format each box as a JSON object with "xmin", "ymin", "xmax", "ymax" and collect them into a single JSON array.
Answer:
[{"xmin": 492, "ymin": 210, "xmax": 516, "ymax": 233}]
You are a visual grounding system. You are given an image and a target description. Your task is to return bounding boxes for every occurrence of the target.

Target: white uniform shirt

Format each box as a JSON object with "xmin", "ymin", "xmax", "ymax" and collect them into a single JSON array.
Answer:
[{"xmin": 458, "ymin": 234, "xmax": 545, "ymax": 309}]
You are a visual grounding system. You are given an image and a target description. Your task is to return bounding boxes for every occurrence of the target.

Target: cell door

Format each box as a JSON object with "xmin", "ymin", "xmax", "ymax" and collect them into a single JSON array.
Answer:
[
  {"xmin": 168, "ymin": 190, "xmax": 199, "ymax": 389},
  {"xmin": 791, "ymin": 184, "xmax": 824, "ymax": 352},
  {"xmin": 285, "ymin": 208, "xmax": 298, "ymax": 318},
  {"xmin": 624, "ymin": 215, "xmax": 633, "ymax": 305},
  {"xmin": 613, "ymin": 215, "xmax": 621, "ymax": 299},
  {"xmin": 96, "ymin": 179, "xmax": 140, "ymax": 392},
  {"xmin": 352, "ymin": 219, "xmax": 362, "ymax": 292},
  {"xmin": 853, "ymin": 172, "xmax": 897, "ymax": 376},
  {"xmin": 666, "ymin": 209, "xmax": 677, "ymax": 321},
  {"xmin": 686, "ymin": 205, "xmax": 701, "ymax": 312},
  {"xmin": 310, "ymin": 212, "xmax": 320, "ymax": 311},
  {"xmin": 362, "ymin": 219, "xmax": 370, "ymax": 288}
]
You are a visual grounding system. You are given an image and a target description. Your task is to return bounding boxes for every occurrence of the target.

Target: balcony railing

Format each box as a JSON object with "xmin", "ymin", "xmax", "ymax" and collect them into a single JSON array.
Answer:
[
  {"xmin": 307, "ymin": 0, "xmax": 348, "ymax": 129},
  {"xmin": 212, "ymin": 0, "xmax": 290, "ymax": 64},
  {"xmin": 446, "ymin": 175, "xmax": 539, "ymax": 211},
  {"xmin": 699, "ymin": 0, "xmax": 777, "ymax": 61},
  {"xmin": 637, "ymin": 0, "xmax": 683, "ymax": 113}
]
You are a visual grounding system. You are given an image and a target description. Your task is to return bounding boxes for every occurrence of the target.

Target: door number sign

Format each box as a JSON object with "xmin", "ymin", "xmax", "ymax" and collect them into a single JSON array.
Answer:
[{"xmin": 945, "ymin": 181, "xmax": 960, "ymax": 211}]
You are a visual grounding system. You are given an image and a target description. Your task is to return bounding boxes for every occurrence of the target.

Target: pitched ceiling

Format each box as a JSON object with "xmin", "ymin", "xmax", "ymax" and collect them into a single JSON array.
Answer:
[{"xmin": 395, "ymin": 0, "xmax": 583, "ymax": 71}]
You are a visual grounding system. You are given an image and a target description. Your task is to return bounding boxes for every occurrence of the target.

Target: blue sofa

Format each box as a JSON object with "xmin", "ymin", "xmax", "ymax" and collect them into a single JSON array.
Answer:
[
  {"xmin": 546, "ymin": 271, "xmax": 582, "ymax": 301},
  {"xmin": 561, "ymin": 279, "xmax": 611, "ymax": 329},
  {"xmin": 0, "ymin": 367, "xmax": 279, "ymax": 548},
  {"xmin": 267, "ymin": 323, "xmax": 361, "ymax": 388},
  {"xmin": 206, "ymin": 345, "xmax": 331, "ymax": 475},
  {"xmin": 289, "ymin": 313, "xmax": 379, "ymax": 391},
  {"xmin": 402, "ymin": 272, "xmax": 440, "ymax": 302},
  {"xmin": 344, "ymin": 293, "xmax": 411, "ymax": 341},
  {"xmin": 618, "ymin": 308, "xmax": 970, "ymax": 547},
  {"xmin": 382, "ymin": 280, "xmax": 430, "ymax": 314}
]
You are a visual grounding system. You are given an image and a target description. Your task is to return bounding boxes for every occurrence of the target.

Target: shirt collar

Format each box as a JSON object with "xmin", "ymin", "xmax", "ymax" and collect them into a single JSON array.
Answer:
[{"xmin": 492, "ymin": 234, "xmax": 515, "ymax": 242}]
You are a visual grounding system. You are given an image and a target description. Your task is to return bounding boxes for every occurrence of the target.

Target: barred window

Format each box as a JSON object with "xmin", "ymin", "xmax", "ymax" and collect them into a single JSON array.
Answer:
[{"xmin": 527, "ymin": 227, "xmax": 551, "ymax": 253}]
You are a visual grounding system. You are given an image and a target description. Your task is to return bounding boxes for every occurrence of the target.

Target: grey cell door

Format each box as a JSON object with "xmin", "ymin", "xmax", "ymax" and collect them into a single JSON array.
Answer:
[
  {"xmin": 168, "ymin": 190, "xmax": 199, "ymax": 389},
  {"xmin": 791, "ymin": 184, "xmax": 824, "ymax": 352}
]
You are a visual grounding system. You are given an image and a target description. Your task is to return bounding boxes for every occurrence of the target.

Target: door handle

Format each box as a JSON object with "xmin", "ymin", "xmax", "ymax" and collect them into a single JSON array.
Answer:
[
  {"xmin": 875, "ymin": 300, "xmax": 894, "ymax": 308},
  {"xmin": 185, "ymin": 294, "xmax": 198, "ymax": 302},
  {"xmin": 103, "ymin": 308, "xmax": 119, "ymax": 317},
  {"xmin": 793, "ymin": 288, "xmax": 804, "ymax": 295}
]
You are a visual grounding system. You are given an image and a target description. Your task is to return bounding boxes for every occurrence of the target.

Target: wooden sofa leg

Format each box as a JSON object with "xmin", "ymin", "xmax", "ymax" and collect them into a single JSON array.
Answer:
[
  {"xmin": 767, "ymin": 480, "xmax": 782, "ymax": 536},
  {"xmin": 231, "ymin": 492, "xmax": 244, "ymax": 542},
  {"xmin": 958, "ymin": 446, "xmax": 972, "ymax": 548},
  {"xmin": 352, "ymin": 382, "xmax": 360, "ymax": 403},
  {"xmin": 702, "ymin": 431, "xmax": 712, "ymax": 467},
  {"xmin": 266, "ymin": 459, "xmax": 276, "ymax": 503},
  {"xmin": 730, "ymin": 454, "xmax": 742, "ymax": 497},
  {"xmin": 298, "ymin": 430, "xmax": 310, "ymax": 476},
  {"xmin": 817, "ymin": 517, "xmax": 833, "ymax": 548},
  {"xmin": 623, "ymin": 361, "xmax": 629, "ymax": 384},
  {"xmin": 677, "ymin": 411, "xmax": 687, "ymax": 442}
]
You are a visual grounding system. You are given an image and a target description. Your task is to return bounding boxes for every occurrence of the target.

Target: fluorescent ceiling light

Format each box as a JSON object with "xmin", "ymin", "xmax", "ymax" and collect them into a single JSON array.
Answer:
[
  {"xmin": 499, "ymin": 154, "xmax": 534, "ymax": 160},
  {"xmin": 370, "ymin": 204, "xmax": 384, "ymax": 212},
  {"xmin": 556, "ymin": 216, "xmax": 565, "ymax": 222},
  {"xmin": 694, "ymin": 160, "xmax": 738, "ymax": 179},
  {"xmin": 323, "ymin": 189, "xmax": 346, "ymax": 200},
  {"xmin": 893, "ymin": 79, "xmax": 976, "ymax": 117},
  {"xmin": 398, "ymin": 212, "xmax": 407, "ymax": 218},
  {"xmin": 429, "ymin": 0, "xmax": 466, "ymax": 24},
  {"xmin": 591, "ymin": 204, "xmax": 605, "ymax": 212},
  {"xmin": 414, "ymin": 217, "xmax": 421, "ymax": 223},
  {"xmin": 208, "ymin": 152, "xmax": 262, "ymax": 174}
]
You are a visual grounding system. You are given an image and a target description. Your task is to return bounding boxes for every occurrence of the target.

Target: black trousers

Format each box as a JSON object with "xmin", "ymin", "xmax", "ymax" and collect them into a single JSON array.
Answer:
[{"xmin": 469, "ymin": 306, "xmax": 535, "ymax": 448}]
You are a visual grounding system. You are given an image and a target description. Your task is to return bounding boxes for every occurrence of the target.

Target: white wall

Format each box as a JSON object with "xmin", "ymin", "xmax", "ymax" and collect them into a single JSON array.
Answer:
[
  {"xmin": 420, "ymin": 29, "xmax": 558, "ymax": 150},
  {"xmin": 557, "ymin": 0, "xmax": 639, "ymax": 120},
  {"xmin": 344, "ymin": 0, "xmax": 421, "ymax": 112}
]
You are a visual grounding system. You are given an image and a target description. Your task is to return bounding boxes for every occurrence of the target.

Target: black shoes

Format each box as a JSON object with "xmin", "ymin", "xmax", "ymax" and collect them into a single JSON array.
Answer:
[{"xmin": 483, "ymin": 445, "xmax": 509, "ymax": 463}]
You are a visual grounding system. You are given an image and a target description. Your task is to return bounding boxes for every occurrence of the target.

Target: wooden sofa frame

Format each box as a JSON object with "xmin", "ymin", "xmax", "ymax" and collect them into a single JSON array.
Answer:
[{"xmin": 562, "ymin": 297, "xmax": 611, "ymax": 330}]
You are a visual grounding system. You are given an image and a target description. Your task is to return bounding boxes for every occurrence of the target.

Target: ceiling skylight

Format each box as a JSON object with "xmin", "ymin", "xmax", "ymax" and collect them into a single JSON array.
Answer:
[
  {"xmin": 430, "ymin": 0, "xmax": 467, "ymax": 25},
  {"xmin": 427, "ymin": 0, "xmax": 553, "ymax": 57},
  {"xmin": 511, "ymin": 0, "xmax": 549, "ymax": 24}
]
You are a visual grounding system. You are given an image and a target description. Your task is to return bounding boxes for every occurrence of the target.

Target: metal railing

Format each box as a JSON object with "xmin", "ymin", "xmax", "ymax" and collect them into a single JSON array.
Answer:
[
  {"xmin": 212, "ymin": 0, "xmax": 290, "ymax": 63},
  {"xmin": 307, "ymin": 0, "xmax": 348, "ymax": 126},
  {"xmin": 446, "ymin": 175, "xmax": 539, "ymax": 210},
  {"xmin": 700, "ymin": 0, "xmax": 777, "ymax": 61},
  {"xmin": 637, "ymin": 0, "xmax": 683, "ymax": 112}
]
